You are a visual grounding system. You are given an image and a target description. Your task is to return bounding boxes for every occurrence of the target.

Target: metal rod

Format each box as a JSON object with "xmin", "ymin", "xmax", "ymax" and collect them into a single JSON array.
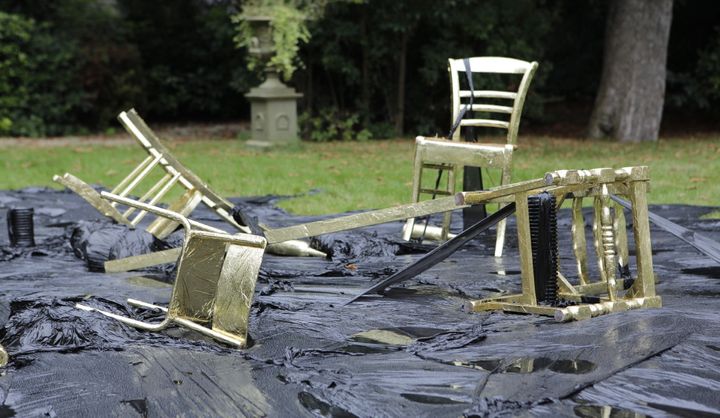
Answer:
[{"xmin": 76, "ymin": 303, "xmax": 171, "ymax": 331}]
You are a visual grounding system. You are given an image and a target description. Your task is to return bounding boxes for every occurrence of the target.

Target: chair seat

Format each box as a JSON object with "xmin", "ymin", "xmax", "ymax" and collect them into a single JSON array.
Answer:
[{"xmin": 416, "ymin": 137, "xmax": 514, "ymax": 169}]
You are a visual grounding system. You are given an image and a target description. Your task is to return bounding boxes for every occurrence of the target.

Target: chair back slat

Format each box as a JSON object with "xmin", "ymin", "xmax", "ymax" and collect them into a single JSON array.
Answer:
[
  {"xmin": 459, "ymin": 91, "xmax": 517, "ymax": 100},
  {"xmin": 121, "ymin": 110, "xmax": 234, "ymax": 210},
  {"xmin": 122, "ymin": 173, "xmax": 173, "ymax": 218},
  {"xmin": 460, "ymin": 119, "xmax": 510, "ymax": 130},
  {"xmin": 111, "ymin": 153, "xmax": 163, "ymax": 207},
  {"xmin": 468, "ymin": 104, "xmax": 514, "ymax": 114},
  {"xmin": 449, "ymin": 57, "xmax": 534, "ymax": 74},
  {"xmin": 111, "ymin": 155, "xmax": 155, "ymax": 195},
  {"xmin": 129, "ymin": 173, "xmax": 182, "ymax": 226}
]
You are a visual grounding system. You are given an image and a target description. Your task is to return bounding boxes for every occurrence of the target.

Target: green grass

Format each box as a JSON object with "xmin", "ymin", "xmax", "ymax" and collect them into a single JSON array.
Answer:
[{"xmin": 1, "ymin": 135, "xmax": 718, "ymax": 215}]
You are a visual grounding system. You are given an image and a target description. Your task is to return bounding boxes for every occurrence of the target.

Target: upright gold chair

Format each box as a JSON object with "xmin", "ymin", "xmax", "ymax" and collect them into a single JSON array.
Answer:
[{"xmin": 404, "ymin": 57, "xmax": 538, "ymax": 257}]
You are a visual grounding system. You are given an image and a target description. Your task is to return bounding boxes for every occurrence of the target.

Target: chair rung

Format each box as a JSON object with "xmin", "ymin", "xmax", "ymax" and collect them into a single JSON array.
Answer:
[
  {"xmin": 422, "ymin": 163, "xmax": 453, "ymax": 170},
  {"xmin": 419, "ymin": 188, "xmax": 453, "ymax": 196}
]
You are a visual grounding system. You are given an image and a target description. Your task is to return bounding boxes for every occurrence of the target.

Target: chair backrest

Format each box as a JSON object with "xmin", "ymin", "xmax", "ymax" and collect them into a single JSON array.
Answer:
[
  {"xmin": 448, "ymin": 57, "xmax": 538, "ymax": 146},
  {"xmin": 117, "ymin": 109, "xmax": 249, "ymax": 232}
]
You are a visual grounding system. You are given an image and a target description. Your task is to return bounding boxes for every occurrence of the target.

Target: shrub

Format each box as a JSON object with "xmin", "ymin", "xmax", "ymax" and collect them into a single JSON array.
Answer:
[
  {"xmin": 0, "ymin": 12, "xmax": 85, "ymax": 136},
  {"xmin": 300, "ymin": 108, "xmax": 371, "ymax": 142}
]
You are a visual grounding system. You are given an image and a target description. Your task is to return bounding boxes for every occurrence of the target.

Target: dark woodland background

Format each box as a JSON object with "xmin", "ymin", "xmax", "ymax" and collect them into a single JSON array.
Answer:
[{"xmin": 0, "ymin": 0, "xmax": 717, "ymax": 139}]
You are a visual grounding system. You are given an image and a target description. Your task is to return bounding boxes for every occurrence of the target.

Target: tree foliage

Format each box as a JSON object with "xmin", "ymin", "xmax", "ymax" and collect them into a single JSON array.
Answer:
[
  {"xmin": 298, "ymin": 0, "xmax": 556, "ymax": 137},
  {"xmin": 0, "ymin": 11, "xmax": 86, "ymax": 136},
  {"xmin": 1, "ymin": 0, "xmax": 720, "ymax": 138},
  {"xmin": 0, "ymin": 0, "xmax": 250, "ymax": 136}
]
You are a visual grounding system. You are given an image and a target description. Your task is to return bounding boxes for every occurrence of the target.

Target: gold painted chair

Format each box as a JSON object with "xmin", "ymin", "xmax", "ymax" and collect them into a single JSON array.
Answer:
[
  {"xmin": 76, "ymin": 192, "xmax": 266, "ymax": 348},
  {"xmin": 54, "ymin": 109, "xmax": 244, "ymax": 240},
  {"xmin": 457, "ymin": 166, "xmax": 661, "ymax": 321},
  {"xmin": 54, "ymin": 109, "xmax": 324, "ymax": 272},
  {"xmin": 404, "ymin": 57, "xmax": 538, "ymax": 257}
]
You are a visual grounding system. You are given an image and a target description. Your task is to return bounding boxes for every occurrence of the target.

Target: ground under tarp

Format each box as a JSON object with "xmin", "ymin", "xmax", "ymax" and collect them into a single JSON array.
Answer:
[{"xmin": 0, "ymin": 187, "xmax": 719, "ymax": 417}]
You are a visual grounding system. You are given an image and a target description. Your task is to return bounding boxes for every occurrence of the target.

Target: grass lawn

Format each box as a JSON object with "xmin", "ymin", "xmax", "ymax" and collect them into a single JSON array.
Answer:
[{"xmin": 1, "ymin": 135, "xmax": 718, "ymax": 215}]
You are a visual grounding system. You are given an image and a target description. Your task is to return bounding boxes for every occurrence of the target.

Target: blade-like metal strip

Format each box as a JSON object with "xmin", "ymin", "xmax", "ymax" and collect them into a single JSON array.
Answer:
[
  {"xmin": 347, "ymin": 203, "xmax": 516, "ymax": 303},
  {"xmin": 611, "ymin": 195, "xmax": 720, "ymax": 265}
]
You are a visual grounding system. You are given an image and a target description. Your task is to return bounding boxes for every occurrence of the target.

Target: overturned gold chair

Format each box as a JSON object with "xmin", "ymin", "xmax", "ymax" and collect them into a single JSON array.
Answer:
[
  {"xmin": 54, "ymin": 109, "xmax": 229, "ymax": 238},
  {"xmin": 457, "ymin": 166, "xmax": 661, "ymax": 321},
  {"xmin": 54, "ymin": 109, "xmax": 323, "ymax": 272},
  {"xmin": 404, "ymin": 57, "xmax": 538, "ymax": 256},
  {"xmin": 76, "ymin": 192, "xmax": 266, "ymax": 348}
]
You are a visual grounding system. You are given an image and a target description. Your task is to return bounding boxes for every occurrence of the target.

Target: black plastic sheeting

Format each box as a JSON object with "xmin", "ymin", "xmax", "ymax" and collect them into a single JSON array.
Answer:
[{"xmin": 0, "ymin": 187, "xmax": 719, "ymax": 417}]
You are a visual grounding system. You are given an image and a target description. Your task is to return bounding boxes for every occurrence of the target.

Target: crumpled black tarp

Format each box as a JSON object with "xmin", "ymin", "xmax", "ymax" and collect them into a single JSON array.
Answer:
[{"xmin": 0, "ymin": 187, "xmax": 719, "ymax": 417}]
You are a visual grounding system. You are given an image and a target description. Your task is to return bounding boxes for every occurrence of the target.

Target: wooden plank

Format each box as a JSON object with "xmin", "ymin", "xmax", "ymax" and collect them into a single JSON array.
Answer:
[
  {"xmin": 264, "ymin": 196, "xmax": 465, "ymax": 243},
  {"xmin": 456, "ymin": 176, "xmax": 550, "ymax": 205}
]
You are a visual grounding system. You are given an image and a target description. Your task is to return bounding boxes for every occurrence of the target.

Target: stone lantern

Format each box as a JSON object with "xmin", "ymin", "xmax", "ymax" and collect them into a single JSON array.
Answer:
[{"xmin": 243, "ymin": 16, "xmax": 302, "ymax": 148}]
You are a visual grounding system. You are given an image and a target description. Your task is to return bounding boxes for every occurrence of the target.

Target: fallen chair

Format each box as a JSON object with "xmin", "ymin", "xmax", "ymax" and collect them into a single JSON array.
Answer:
[
  {"xmin": 80, "ymin": 189, "xmax": 468, "ymax": 346},
  {"xmin": 54, "ymin": 109, "xmax": 324, "ymax": 269},
  {"xmin": 76, "ymin": 192, "xmax": 266, "ymax": 348},
  {"xmin": 462, "ymin": 166, "xmax": 661, "ymax": 321},
  {"xmin": 352, "ymin": 166, "xmax": 662, "ymax": 322}
]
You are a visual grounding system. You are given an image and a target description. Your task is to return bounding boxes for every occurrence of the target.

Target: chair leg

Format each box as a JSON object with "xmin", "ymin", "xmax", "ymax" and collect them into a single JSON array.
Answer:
[
  {"xmin": 494, "ymin": 167, "xmax": 512, "ymax": 257},
  {"xmin": 78, "ymin": 301, "xmax": 246, "ymax": 347},
  {"xmin": 76, "ymin": 302, "xmax": 171, "ymax": 332},
  {"xmin": 403, "ymin": 143, "xmax": 425, "ymax": 241},
  {"xmin": 494, "ymin": 213, "xmax": 507, "ymax": 258},
  {"xmin": 441, "ymin": 165, "xmax": 457, "ymax": 240}
]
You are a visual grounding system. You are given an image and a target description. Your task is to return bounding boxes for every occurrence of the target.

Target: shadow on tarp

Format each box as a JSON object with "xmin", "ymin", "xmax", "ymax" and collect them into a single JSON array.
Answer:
[{"xmin": 0, "ymin": 187, "xmax": 719, "ymax": 417}]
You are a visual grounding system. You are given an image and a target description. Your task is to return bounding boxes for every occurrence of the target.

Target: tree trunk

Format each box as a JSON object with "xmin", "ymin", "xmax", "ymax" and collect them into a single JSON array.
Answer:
[
  {"xmin": 588, "ymin": 0, "xmax": 673, "ymax": 142},
  {"xmin": 394, "ymin": 31, "xmax": 409, "ymax": 137}
]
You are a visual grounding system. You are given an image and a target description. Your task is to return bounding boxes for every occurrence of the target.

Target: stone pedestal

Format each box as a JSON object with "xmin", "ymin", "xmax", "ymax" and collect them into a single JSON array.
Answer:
[{"xmin": 244, "ymin": 72, "xmax": 302, "ymax": 148}]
